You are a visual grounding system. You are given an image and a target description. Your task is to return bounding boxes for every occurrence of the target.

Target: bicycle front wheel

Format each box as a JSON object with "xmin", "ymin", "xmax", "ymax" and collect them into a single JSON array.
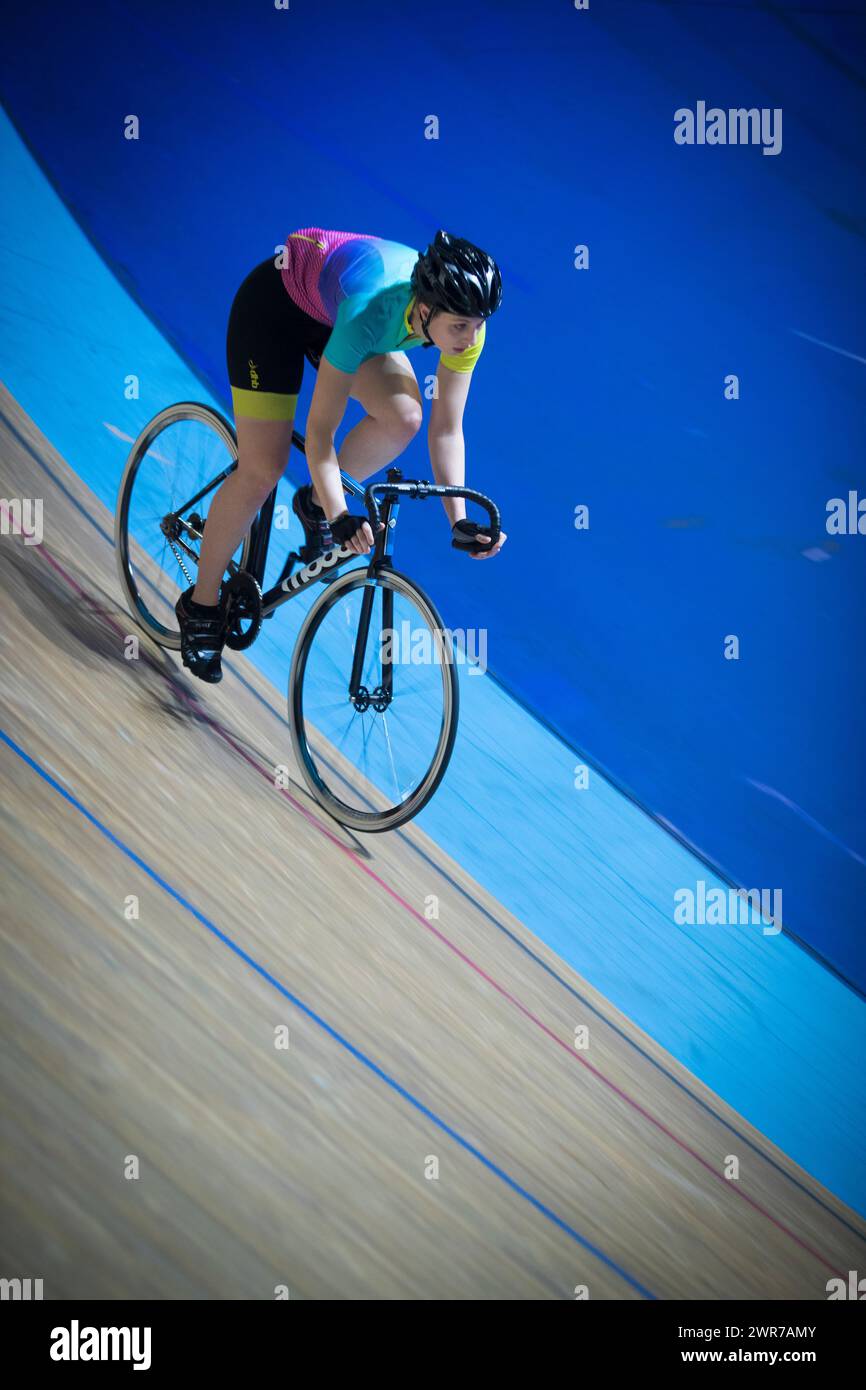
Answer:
[
  {"xmin": 289, "ymin": 567, "xmax": 460, "ymax": 832},
  {"xmin": 115, "ymin": 402, "xmax": 250, "ymax": 648}
]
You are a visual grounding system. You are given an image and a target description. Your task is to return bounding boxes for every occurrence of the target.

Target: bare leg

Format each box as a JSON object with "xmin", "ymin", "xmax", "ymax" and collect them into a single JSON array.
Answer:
[
  {"xmin": 309, "ymin": 353, "xmax": 422, "ymax": 508},
  {"xmin": 195, "ymin": 354, "xmax": 422, "ymax": 600},
  {"xmin": 193, "ymin": 415, "xmax": 294, "ymax": 606}
]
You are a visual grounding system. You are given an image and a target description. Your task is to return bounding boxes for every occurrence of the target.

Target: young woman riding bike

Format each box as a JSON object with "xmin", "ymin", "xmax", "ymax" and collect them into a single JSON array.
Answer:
[{"xmin": 175, "ymin": 227, "xmax": 506, "ymax": 683}]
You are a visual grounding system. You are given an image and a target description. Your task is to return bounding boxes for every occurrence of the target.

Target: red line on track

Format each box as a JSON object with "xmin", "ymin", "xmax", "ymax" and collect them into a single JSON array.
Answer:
[{"xmin": 4, "ymin": 507, "xmax": 845, "ymax": 1277}]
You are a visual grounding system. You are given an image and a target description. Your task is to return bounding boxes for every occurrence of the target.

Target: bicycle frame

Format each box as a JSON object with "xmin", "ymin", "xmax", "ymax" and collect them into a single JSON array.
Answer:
[
  {"xmin": 169, "ymin": 428, "xmax": 500, "ymax": 614},
  {"xmin": 166, "ymin": 428, "xmax": 500, "ymax": 701},
  {"xmin": 250, "ymin": 454, "xmax": 400, "ymax": 618}
]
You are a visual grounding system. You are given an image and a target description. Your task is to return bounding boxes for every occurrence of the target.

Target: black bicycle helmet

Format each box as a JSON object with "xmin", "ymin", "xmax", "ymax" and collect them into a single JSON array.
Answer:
[{"xmin": 410, "ymin": 230, "xmax": 502, "ymax": 343}]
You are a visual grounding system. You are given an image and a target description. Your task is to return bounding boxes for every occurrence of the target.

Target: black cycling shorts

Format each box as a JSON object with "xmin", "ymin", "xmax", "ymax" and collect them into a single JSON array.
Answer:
[{"xmin": 226, "ymin": 257, "xmax": 331, "ymax": 421}]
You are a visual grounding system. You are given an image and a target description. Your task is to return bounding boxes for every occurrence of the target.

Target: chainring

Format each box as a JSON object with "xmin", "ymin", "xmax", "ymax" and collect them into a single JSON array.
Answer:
[{"xmin": 222, "ymin": 571, "xmax": 263, "ymax": 651}]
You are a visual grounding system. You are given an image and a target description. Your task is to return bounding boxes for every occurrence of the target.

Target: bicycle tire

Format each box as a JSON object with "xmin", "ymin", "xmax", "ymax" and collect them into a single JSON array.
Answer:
[
  {"xmin": 115, "ymin": 402, "xmax": 251, "ymax": 648},
  {"xmin": 288, "ymin": 566, "xmax": 460, "ymax": 832}
]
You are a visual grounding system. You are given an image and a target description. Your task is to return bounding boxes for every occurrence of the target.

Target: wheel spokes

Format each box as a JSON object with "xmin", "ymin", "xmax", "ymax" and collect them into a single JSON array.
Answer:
[{"xmin": 293, "ymin": 572, "xmax": 456, "ymax": 825}]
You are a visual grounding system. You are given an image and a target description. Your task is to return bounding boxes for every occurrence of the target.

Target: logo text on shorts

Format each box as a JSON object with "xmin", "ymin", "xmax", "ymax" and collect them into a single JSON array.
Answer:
[
  {"xmin": 674, "ymin": 102, "xmax": 782, "ymax": 156},
  {"xmin": 0, "ymin": 497, "xmax": 43, "ymax": 545},
  {"xmin": 50, "ymin": 1320, "xmax": 152, "ymax": 1371}
]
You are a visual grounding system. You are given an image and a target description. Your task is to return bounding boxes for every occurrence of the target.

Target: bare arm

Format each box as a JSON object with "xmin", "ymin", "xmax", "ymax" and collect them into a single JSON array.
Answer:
[
  {"xmin": 306, "ymin": 357, "xmax": 354, "ymax": 521},
  {"xmin": 428, "ymin": 364, "xmax": 472, "ymax": 527},
  {"xmin": 428, "ymin": 362, "xmax": 507, "ymax": 559}
]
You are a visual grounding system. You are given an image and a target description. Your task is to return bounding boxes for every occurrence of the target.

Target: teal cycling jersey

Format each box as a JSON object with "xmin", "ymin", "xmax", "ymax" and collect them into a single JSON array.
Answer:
[{"xmin": 281, "ymin": 228, "xmax": 486, "ymax": 376}]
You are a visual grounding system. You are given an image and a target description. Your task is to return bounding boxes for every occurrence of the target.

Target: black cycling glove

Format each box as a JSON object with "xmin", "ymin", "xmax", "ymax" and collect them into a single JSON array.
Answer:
[
  {"xmin": 330, "ymin": 512, "xmax": 371, "ymax": 546},
  {"xmin": 451, "ymin": 519, "xmax": 494, "ymax": 555}
]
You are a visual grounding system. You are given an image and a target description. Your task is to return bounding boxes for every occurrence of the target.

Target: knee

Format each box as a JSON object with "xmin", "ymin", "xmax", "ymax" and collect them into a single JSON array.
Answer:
[
  {"xmin": 237, "ymin": 457, "xmax": 285, "ymax": 504},
  {"xmin": 382, "ymin": 398, "xmax": 423, "ymax": 443}
]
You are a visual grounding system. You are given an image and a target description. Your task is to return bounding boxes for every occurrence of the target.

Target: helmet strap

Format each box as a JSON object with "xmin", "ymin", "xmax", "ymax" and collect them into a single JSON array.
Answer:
[{"xmin": 418, "ymin": 302, "xmax": 437, "ymax": 347}]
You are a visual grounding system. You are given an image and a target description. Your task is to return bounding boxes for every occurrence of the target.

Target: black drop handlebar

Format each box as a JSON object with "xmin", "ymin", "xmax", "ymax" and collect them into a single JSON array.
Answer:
[{"xmin": 363, "ymin": 481, "xmax": 501, "ymax": 543}]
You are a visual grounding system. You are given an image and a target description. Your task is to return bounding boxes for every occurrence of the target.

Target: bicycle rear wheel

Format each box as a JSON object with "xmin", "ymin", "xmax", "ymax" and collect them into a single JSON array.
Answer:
[
  {"xmin": 115, "ymin": 402, "xmax": 251, "ymax": 648},
  {"xmin": 289, "ymin": 567, "xmax": 460, "ymax": 832}
]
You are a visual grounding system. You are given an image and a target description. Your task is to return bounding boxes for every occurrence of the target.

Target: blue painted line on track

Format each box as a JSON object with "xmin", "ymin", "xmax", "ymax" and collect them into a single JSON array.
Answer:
[
  {"xmin": 0, "ymin": 724, "xmax": 658, "ymax": 1299},
  {"xmin": 3, "ymin": 430, "xmax": 862, "ymax": 1247},
  {"xmin": 2, "ymin": 105, "xmax": 865, "ymax": 1218}
]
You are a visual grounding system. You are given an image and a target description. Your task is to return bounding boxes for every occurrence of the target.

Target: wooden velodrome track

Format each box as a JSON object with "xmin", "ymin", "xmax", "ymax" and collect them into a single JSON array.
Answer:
[{"xmin": 1, "ymin": 385, "xmax": 864, "ymax": 1300}]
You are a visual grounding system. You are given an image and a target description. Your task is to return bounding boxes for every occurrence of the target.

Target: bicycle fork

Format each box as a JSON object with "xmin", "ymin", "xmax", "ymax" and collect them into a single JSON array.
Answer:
[{"xmin": 348, "ymin": 485, "xmax": 399, "ymax": 712}]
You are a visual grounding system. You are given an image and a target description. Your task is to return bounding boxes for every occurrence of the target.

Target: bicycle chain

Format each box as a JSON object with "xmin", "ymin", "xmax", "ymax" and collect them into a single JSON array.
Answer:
[{"xmin": 168, "ymin": 538, "xmax": 195, "ymax": 589}]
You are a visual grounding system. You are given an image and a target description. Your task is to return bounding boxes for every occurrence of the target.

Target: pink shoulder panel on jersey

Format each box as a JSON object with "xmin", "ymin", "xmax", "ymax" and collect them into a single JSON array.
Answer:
[{"xmin": 280, "ymin": 227, "xmax": 377, "ymax": 324}]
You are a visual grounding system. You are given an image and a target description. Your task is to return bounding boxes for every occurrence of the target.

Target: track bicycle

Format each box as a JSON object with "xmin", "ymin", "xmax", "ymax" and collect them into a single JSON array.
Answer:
[{"xmin": 115, "ymin": 401, "xmax": 501, "ymax": 831}]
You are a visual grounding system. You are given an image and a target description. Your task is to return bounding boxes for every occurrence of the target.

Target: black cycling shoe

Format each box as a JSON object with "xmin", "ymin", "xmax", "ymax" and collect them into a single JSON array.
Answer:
[
  {"xmin": 267, "ymin": 485, "xmax": 336, "ymax": 610},
  {"xmin": 175, "ymin": 587, "xmax": 225, "ymax": 684},
  {"xmin": 292, "ymin": 483, "xmax": 334, "ymax": 564}
]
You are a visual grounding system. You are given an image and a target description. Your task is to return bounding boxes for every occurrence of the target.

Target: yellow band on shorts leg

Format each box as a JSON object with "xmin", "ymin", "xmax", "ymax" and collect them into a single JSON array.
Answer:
[{"xmin": 231, "ymin": 387, "xmax": 298, "ymax": 421}]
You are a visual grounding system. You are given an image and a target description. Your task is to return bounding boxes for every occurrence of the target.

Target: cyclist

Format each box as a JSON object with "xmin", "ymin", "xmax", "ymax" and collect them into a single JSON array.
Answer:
[{"xmin": 176, "ymin": 227, "xmax": 506, "ymax": 682}]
